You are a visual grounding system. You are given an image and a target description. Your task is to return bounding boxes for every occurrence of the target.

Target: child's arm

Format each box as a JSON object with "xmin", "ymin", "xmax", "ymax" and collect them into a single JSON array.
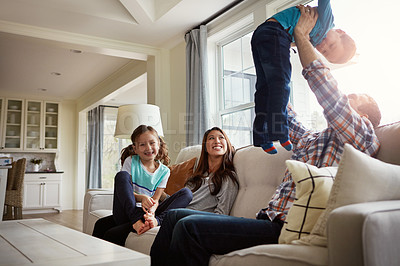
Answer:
[
  {"xmin": 134, "ymin": 192, "xmax": 147, "ymax": 202},
  {"xmin": 148, "ymin": 188, "xmax": 164, "ymax": 213}
]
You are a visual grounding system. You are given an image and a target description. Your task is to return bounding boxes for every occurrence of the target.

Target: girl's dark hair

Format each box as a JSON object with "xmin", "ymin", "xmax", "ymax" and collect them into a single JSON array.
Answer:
[
  {"xmin": 120, "ymin": 125, "xmax": 170, "ymax": 166},
  {"xmin": 185, "ymin": 127, "xmax": 238, "ymax": 195}
]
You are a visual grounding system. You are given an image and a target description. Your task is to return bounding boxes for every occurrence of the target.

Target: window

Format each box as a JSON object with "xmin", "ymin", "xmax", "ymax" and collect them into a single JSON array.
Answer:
[
  {"xmin": 102, "ymin": 107, "xmax": 130, "ymax": 188},
  {"xmin": 220, "ymin": 32, "xmax": 256, "ymax": 148}
]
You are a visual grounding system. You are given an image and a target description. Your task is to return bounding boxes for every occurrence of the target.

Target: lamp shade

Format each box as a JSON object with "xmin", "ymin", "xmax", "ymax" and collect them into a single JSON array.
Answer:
[{"xmin": 114, "ymin": 104, "xmax": 164, "ymax": 138}]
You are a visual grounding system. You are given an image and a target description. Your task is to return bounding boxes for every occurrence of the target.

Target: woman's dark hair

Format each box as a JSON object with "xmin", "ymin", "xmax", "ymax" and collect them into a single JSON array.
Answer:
[
  {"xmin": 120, "ymin": 125, "xmax": 170, "ymax": 166},
  {"xmin": 185, "ymin": 127, "xmax": 238, "ymax": 195}
]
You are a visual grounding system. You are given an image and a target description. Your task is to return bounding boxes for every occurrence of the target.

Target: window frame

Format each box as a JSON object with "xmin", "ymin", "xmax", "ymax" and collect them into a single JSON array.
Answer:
[{"xmin": 212, "ymin": 16, "xmax": 256, "ymax": 148}]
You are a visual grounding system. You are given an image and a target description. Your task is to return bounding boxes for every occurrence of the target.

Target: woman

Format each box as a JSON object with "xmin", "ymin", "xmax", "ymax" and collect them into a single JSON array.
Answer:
[{"xmin": 184, "ymin": 126, "xmax": 239, "ymax": 214}]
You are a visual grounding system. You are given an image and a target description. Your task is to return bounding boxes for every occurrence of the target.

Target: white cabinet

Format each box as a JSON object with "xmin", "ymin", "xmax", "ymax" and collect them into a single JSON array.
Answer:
[
  {"xmin": 23, "ymin": 173, "xmax": 62, "ymax": 211},
  {"xmin": 24, "ymin": 100, "xmax": 59, "ymax": 151},
  {"xmin": 0, "ymin": 99, "xmax": 58, "ymax": 152},
  {"xmin": 1, "ymin": 98, "xmax": 24, "ymax": 150}
]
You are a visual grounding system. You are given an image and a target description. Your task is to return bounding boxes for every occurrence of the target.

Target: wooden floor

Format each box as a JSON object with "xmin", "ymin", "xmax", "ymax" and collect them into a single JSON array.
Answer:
[{"xmin": 22, "ymin": 210, "xmax": 83, "ymax": 232}]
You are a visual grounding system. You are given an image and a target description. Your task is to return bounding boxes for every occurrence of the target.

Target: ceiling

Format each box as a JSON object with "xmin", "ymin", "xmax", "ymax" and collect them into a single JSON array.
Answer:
[{"xmin": 0, "ymin": 0, "xmax": 239, "ymax": 106}]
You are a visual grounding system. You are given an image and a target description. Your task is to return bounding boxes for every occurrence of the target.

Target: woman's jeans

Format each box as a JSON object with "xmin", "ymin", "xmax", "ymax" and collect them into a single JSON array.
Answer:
[
  {"xmin": 150, "ymin": 209, "xmax": 283, "ymax": 266},
  {"xmin": 92, "ymin": 171, "xmax": 192, "ymax": 246},
  {"xmin": 251, "ymin": 21, "xmax": 292, "ymax": 146}
]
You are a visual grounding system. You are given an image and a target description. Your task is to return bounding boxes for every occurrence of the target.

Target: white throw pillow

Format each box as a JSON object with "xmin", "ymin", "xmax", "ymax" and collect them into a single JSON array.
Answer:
[
  {"xmin": 279, "ymin": 161, "xmax": 337, "ymax": 244},
  {"xmin": 297, "ymin": 144, "xmax": 400, "ymax": 247}
]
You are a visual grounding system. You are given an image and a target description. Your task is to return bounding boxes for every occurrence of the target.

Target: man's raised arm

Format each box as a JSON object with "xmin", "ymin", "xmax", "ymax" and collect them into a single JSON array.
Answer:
[{"xmin": 293, "ymin": 5, "xmax": 319, "ymax": 68}]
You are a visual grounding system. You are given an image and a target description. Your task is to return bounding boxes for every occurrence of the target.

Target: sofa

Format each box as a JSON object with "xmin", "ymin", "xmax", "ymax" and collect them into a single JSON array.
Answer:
[{"xmin": 83, "ymin": 121, "xmax": 400, "ymax": 266}]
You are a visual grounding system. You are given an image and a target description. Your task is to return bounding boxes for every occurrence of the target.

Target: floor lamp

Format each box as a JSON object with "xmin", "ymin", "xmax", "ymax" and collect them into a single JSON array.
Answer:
[{"xmin": 114, "ymin": 104, "xmax": 164, "ymax": 139}]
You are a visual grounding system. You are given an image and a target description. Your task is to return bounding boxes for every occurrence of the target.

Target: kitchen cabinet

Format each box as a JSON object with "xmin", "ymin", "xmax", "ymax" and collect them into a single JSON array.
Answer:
[
  {"xmin": 1, "ymin": 98, "xmax": 24, "ymax": 150},
  {"xmin": 23, "ymin": 173, "xmax": 62, "ymax": 212},
  {"xmin": 0, "ymin": 99, "xmax": 58, "ymax": 152},
  {"xmin": 24, "ymin": 101, "xmax": 59, "ymax": 151}
]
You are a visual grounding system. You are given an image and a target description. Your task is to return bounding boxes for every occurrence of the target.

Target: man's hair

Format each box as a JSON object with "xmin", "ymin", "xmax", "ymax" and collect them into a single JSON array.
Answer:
[{"xmin": 358, "ymin": 96, "xmax": 381, "ymax": 128}]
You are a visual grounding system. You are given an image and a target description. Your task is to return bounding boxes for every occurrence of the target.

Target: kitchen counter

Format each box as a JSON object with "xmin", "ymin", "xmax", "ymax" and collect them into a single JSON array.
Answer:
[{"xmin": 25, "ymin": 171, "xmax": 64, "ymax": 174}]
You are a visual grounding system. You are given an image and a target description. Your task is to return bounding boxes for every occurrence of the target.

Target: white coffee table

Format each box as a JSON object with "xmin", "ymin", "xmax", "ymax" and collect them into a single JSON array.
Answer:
[{"xmin": 0, "ymin": 218, "xmax": 150, "ymax": 265}]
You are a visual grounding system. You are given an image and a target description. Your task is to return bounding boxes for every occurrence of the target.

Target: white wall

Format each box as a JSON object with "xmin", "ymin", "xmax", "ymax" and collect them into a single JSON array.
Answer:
[
  {"xmin": 166, "ymin": 40, "xmax": 187, "ymax": 162},
  {"xmin": 57, "ymin": 100, "xmax": 77, "ymax": 210}
]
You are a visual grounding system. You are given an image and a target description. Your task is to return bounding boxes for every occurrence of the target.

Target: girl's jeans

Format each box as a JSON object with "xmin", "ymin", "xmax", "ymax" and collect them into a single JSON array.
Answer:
[{"xmin": 92, "ymin": 171, "xmax": 192, "ymax": 246}]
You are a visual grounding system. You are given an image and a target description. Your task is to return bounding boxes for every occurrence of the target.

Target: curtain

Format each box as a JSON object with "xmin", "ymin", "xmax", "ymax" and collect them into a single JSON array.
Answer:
[
  {"xmin": 185, "ymin": 25, "xmax": 210, "ymax": 146},
  {"xmin": 87, "ymin": 106, "xmax": 104, "ymax": 189}
]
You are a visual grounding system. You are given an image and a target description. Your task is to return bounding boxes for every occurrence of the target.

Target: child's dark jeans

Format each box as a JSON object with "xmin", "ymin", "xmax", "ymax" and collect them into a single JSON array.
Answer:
[{"xmin": 251, "ymin": 20, "xmax": 292, "ymax": 146}]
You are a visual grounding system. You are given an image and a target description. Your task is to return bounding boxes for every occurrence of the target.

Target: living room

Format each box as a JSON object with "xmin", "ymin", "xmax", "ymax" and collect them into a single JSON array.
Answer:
[{"xmin": 1, "ymin": 0, "xmax": 400, "ymax": 265}]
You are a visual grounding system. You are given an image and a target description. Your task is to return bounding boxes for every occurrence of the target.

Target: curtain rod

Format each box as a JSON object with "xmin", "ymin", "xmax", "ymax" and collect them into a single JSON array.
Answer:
[{"xmin": 186, "ymin": 0, "xmax": 245, "ymax": 34}]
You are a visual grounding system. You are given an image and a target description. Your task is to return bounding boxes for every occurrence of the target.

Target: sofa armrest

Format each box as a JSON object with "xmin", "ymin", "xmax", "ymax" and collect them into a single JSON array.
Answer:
[
  {"xmin": 82, "ymin": 189, "xmax": 114, "ymax": 234},
  {"xmin": 328, "ymin": 200, "xmax": 400, "ymax": 266}
]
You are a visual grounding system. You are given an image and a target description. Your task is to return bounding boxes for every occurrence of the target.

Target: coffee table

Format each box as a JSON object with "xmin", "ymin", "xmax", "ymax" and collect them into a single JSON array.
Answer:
[{"xmin": 0, "ymin": 218, "xmax": 150, "ymax": 265}]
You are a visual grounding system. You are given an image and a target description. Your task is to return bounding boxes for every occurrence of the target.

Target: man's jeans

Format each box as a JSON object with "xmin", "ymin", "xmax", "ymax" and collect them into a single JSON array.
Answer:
[
  {"xmin": 251, "ymin": 21, "xmax": 292, "ymax": 146},
  {"xmin": 150, "ymin": 209, "xmax": 283, "ymax": 266}
]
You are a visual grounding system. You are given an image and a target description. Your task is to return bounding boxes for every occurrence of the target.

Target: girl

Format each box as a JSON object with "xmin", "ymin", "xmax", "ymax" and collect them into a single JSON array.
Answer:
[{"xmin": 93, "ymin": 125, "xmax": 192, "ymax": 245}]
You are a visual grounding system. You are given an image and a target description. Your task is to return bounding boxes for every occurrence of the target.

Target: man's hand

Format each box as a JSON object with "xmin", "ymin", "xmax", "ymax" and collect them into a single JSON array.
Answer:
[
  {"xmin": 295, "ymin": 5, "xmax": 318, "ymax": 39},
  {"xmin": 294, "ymin": 5, "xmax": 319, "ymax": 68}
]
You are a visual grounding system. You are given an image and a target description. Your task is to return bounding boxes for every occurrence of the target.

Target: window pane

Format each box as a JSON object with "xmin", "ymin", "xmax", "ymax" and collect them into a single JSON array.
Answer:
[
  {"xmin": 223, "ymin": 38, "xmax": 242, "ymax": 73},
  {"xmin": 242, "ymin": 32, "xmax": 255, "ymax": 75},
  {"xmin": 290, "ymin": 51, "xmax": 327, "ymax": 131},
  {"xmin": 102, "ymin": 107, "xmax": 130, "ymax": 189},
  {"xmin": 221, "ymin": 108, "xmax": 254, "ymax": 148},
  {"xmin": 222, "ymin": 34, "xmax": 255, "ymax": 109}
]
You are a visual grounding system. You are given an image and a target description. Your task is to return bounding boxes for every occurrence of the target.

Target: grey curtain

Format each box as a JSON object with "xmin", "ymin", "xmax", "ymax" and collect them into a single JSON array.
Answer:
[
  {"xmin": 185, "ymin": 25, "xmax": 210, "ymax": 146},
  {"xmin": 87, "ymin": 106, "xmax": 104, "ymax": 189}
]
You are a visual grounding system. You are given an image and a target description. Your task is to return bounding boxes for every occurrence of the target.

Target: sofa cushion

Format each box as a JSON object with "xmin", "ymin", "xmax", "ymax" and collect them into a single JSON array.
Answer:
[
  {"xmin": 279, "ymin": 161, "xmax": 337, "ymax": 244},
  {"xmin": 165, "ymin": 157, "xmax": 197, "ymax": 195},
  {"xmin": 175, "ymin": 145, "xmax": 202, "ymax": 164},
  {"xmin": 125, "ymin": 227, "xmax": 160, "ymax": 255},
  {"xmin": 85, "ymin": 209, "xmax": 112, "ymax": 235},
  {"xmin": 375, "ymin": 121, "xmax": 400, "ymax": 165},
  {"xmin": 298, "ymin": 144, "xmax": 400, "ymax": 247},
  {"xmin": 230, "ymin": 145, "xmax": 292, "ymax": 218},
  {"xmin": 209, "ymin": 244, "xmax": 328, "ymax": 266}
]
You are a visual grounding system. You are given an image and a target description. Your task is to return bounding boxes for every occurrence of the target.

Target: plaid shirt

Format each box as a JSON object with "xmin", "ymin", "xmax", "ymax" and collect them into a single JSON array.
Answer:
[{"xmin": 257, "ymin": 59, "xmax": 380, "ymax": 221}]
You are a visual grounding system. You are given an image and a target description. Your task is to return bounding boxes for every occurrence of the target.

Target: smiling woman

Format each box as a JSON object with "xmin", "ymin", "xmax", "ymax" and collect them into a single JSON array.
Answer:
[{"xmin": 184, "ymin": 127, "xmax": 239, "ymax": 213}]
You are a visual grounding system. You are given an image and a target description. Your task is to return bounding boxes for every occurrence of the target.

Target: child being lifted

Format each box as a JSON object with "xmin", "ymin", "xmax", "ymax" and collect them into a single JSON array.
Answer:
[{"xmin": 252, "ymin": 0, "xmax": 356, "ymax": 154}]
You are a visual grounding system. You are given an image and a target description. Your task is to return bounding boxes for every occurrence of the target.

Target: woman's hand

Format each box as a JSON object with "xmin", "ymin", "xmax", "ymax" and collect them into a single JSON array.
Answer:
[{"xmin": 295, "ymin": 5, "xmax": 318, "ymax": 39}]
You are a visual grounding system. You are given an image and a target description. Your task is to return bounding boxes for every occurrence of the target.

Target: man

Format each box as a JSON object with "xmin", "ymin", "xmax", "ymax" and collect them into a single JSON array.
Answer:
[{"xmin": 150, "ymin": 5, "xmax": 381, "ymax": 266}]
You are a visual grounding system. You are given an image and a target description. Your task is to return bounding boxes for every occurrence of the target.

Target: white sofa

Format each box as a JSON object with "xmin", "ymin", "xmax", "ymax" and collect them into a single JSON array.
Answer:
[{"xmin": 83, "ymin": 121, "xmax": 400, "ymax": 265}]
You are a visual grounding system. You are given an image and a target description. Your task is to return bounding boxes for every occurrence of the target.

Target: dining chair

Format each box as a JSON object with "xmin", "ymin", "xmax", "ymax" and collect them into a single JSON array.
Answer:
[{"xmin": 4, "ymin": 158, "xmax": 26, "ymax": 220}]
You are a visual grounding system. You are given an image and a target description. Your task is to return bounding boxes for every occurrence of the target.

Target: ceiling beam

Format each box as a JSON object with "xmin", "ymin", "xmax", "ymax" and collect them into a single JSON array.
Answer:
[{"xmin": 0, "ymin": 20, "xmax": 161, "ymax": 61}]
